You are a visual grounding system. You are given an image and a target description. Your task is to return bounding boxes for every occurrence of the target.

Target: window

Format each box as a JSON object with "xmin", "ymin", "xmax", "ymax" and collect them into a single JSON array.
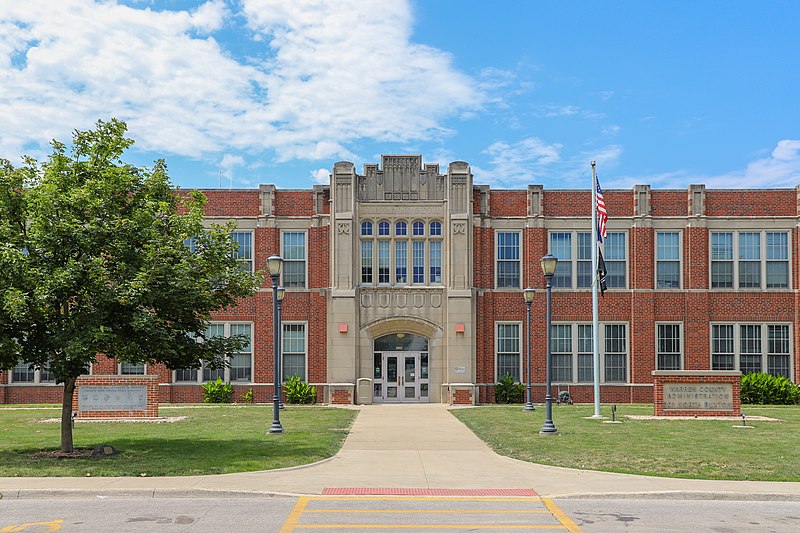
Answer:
[
  {"xmin": 604, "ymin": 233, "xmax": 627, "ymax": 289},
  {"xmin": 175, "ymin": 322, "xmax": 252, "ymax": 383},
  {"xmin": 712, "ymin": 323, "xmax": 792, "ymax": 378},
  {"xmin": 412, "ymin": 241, "xmax": 424, "ymax": 283},
  {"xmin": 230, "ymin": 231, "xmax": 253, "ymax": 272},
  {"xmin": 282, "ymin": 323, "xmax": 307, "ymax": 381},
  {"xmin": 539, "ymin": 323, "xmax": 628, "ymax": 383},
  {"xmin": 395, "ymin": 241, "xmax": 407, "ymax": 283},
  {"xmin": 551, "ymin": 231, "xmax": 626, "ymax": 289},
  {"xmin": 551, "ymin": 325, "xmax": 572, "ymax": 382},
  {"xmin": 767, "ymin": 232, "xmax": 789, "ymax": 288},
  {"xmin": 361, "ymin": 240, "xmax": 373, "ymax": 284},
  {"xmin": 496, "ymin": 323, "xmax": 521, "ymax": 381},
  {"xmin": 656, "ymin": 232, "xmax": 681, "ymax": 288},
  {"xmin": 496, "ymin": 232, "xmax": 521, "ymax": 288},
  {"xmin": 361, "ymin": 219, "xmax": 442, "ymax": 286},
  {"xmin": 10, "ymin": 362, "xmax": 56, "ymax": 384},
  {"xmin": 282, "ymin": 232, "xmax": 306, "ymax": 288},
  {"xmin": 120, "ymin": 363, "xmax": 145, "ymax": 375},
  {"xmin": 604, "ymin": 324, "xmax": 627, "ymax": 382},
  {"xmin": 378, "ymin": 240, "xmax": 390, "ymax": 284},
  {"xmin": 711, "ymin": 231, "xmax": 789, "ymax": 289},
  {"xmin": 429, "ymin": 241, "xmax": 442, "ymax": 283},
  {"xmin": 657, "ymin": 324, "xmax": 682, "ymax": 370},
  {"xmin": 551, "ymin": 233, "xmax": 572, "ymax": 288}
]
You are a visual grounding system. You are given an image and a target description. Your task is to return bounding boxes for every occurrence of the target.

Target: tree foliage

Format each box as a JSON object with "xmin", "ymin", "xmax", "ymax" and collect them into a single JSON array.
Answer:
[{"xmin": 0, "ymin": 119, "xmax": 262, "ymax": 451}]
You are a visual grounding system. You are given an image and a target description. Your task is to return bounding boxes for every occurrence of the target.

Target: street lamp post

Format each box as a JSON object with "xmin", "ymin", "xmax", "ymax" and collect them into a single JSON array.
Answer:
[
  {"xmin": 539, "ymin": 253, "xmax": 558, "ymax": 435},
  {"xmin": 523, "ymin": 288, "xmax": 536, "ymax": 412},
  {"xmin": 267, "ymin": 255, "xmax": 284, "ymax": 434},
  {"xmin": 276, "ymin": 285, "xmax": 285, "ymax": 410}
]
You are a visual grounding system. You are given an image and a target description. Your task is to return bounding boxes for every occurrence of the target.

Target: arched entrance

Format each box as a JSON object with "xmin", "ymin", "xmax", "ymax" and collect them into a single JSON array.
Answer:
[{"xmin": 372, "ymin": 333, "xmax": 429, "ymax": 403}]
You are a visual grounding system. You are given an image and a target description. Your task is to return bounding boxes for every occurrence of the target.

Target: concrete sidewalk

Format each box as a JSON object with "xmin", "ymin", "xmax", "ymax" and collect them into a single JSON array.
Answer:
[{"xmin": 2, "ymin": 403, "xmax": 800, "ymax": 500}]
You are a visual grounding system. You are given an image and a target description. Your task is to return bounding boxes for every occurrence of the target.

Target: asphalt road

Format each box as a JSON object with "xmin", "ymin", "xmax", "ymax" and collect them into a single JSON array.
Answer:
[{"xmin": 3, "ymin": 496, "xmax": 800, "ymax": 532}]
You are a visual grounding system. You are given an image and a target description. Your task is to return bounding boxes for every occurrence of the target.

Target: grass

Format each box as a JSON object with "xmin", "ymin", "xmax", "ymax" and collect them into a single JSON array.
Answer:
[
  {"xmin": 451, "ymin": 403, "xmax": 800, "ymax": 482},
  {"xmin": 0, "ymin": 404, "xmax": 356, "ymax": 477}
]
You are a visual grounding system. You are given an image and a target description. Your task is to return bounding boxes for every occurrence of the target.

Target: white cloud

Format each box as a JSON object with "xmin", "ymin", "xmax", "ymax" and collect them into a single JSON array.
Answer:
[
  {"xmin": 615, "ymin": 140, "xmax": 800, "ymax": 189},
  {"xmin": 311, "ymin": 168, "xmax": 329, "ymax": 184},
  {"xmin": 0, "ymin": 0, "xmax": 482, "ymax": 166},
  {"xmin": 474, "ymin": 137, "xmax": 623, "ymax": 189}
]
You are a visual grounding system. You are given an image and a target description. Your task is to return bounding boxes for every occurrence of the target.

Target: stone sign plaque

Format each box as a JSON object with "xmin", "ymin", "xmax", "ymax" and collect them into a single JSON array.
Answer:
[
  {"xmin": 454, "ymin": 366, "xmax": 466, "ymax": 374},
  {"xmin": 663, "ymin": 383, "xmax": 733, "ymax": 411},
  {"xmin": 78, "ymin": 385, "xmax": 147, "ymax": 411}
]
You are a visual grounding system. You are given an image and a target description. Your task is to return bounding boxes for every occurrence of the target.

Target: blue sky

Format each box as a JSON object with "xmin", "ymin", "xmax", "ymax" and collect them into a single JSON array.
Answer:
[{"xmin": 1, "ymin": 0, "xmax": 798, "ymax": 190}]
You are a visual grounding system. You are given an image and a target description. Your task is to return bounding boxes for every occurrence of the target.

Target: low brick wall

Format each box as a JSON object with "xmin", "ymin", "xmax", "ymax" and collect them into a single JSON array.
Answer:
[
  {"xmin": 446, "ymin": 383, "xmax": 476, "ymax": 405},
  {"xmin": 73, "ymin": 375, "xmax": 159, "ymax": 418},
  {"xmin": 652, "ymin": 371, "xmax": 741, "ymax": 416},
  {"xmin": 330, "ymin": 383, "xmax": 354, "ymax": 404}
]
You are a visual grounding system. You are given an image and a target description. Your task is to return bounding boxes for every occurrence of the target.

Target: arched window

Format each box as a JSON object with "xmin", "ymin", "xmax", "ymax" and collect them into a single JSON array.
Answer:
[
  {"xmin": 430, "ymin": 221, "xmax": 442, "ymax": 236},
  {"xmin": 361, "ymin": 221, "xmax": 373, "ymax": 236}
]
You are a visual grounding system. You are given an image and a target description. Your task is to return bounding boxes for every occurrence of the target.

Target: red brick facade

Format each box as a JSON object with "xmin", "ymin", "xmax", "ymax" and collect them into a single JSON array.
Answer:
[{"xmin": 3, "ymin": 174, "xmax": 799, "ymax": 407}]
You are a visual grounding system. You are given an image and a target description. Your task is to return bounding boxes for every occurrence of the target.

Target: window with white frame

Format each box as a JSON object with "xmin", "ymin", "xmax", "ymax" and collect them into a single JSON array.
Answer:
[
  {"xmin": 711, "ymin": 323, "xmax": 792, "ymax": 378},
  {"xmin": 496, "ymin": 322, "xmax": 521, "ymax": 381},
  {"xmin": 9, "ymin": 361, "xmax": 55, "ymax": 384},
  {"xmin": 282, "ymin": 231, "xmax": 306, "ymax": 288},
  {"xmin": 551, "ymin": 231, "xmax": 626, "ymax": 289},
  {"xmin": 496, "ymin": 232, "xmax": 520, "ymax": 289},
  {"xmin": 230, "ymin": 231, "xmax": 253, "ymax": 272},
  {"xmin": 656, "ymin": 323, "xmax": 682, "ymax": 370},
  {"xmin": 120, "ymin": 362, "xmax": 145, "ymax": 375},
  {"xmin": 360, "ymin": 219, "xmax": 443, "ymax": 286},
  {"xmin": 656, "ymin": 232, "xmax": 681, "ymax": 288},
  {"xmin": 282, "ymin": 323, "xmax": 307, "ymax": 381},
  {"xmin": 174, "ymin": 322, "xmax": 253, "ymax": 383},
  {"xmin": 711, "ymin": 231, "xmax": 789, "ymax": 289},
  {"xmin": 604, "ymin": 324, "xmax": 627, "ymax": 382},
  {"xmin": 185, "ymin": 232, "xmax": 253, "ymax": 273},
  {"xmin": 542, "ymin": 323, "xmax": 628, "ymax": 383}
]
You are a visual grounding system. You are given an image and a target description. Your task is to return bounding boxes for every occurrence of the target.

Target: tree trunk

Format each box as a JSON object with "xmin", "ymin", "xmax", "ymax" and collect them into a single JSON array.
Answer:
[{"xmin": 60, "ymin": 376, "xmax": 78, "ymax": 453}]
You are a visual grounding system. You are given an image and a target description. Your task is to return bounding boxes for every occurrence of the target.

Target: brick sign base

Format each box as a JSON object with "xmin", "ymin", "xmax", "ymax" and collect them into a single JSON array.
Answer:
[
  {"xmin": 652, "ymin": 371, "xmax": 741, "ymax": 416},
  {"xmin": 73, "ymin": 375, "xmax": 159, "ymax": 418}
]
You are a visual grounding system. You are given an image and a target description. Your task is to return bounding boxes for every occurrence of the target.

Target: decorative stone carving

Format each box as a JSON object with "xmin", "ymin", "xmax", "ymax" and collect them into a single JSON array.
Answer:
[
  {"xmin": 452, "ymin": 222, "xmax": 466, "ymax": 235},
  {"xmin": 337, "ymin": 222, "xmax": 351, "ymax": 235}
]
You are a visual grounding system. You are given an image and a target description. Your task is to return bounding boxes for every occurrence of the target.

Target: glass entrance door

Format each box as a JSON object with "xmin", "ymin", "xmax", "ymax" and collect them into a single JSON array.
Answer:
[{"xmin": 374, "ymin": 351, "xmax": 429, "ymax": 403}]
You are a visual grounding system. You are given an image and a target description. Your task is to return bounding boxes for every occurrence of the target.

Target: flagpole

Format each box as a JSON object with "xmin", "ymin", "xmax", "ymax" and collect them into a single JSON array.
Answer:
[{"xmin": 590, "ymin": 161, "xmax": 602, "ymax": 419}]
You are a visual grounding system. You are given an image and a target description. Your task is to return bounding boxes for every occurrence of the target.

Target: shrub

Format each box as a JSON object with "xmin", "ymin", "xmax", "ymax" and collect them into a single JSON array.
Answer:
[
  {"xmin": 285, "ymin": 375, "xmax": 316, "ymax": 404},
  {"xmin": 495, "ymin": 374, "xmax": 525, "ymax": 404},
  {"xmin": 202, "ymin": 378, "xmax": 234, "ymax": 403},
  {"xmin": 741, "ymin": 372, "xmax": 800, "ymax": 405},
  {"xmin": 240, "ymin": 387, "xmax": 254, "ymax": 405}
]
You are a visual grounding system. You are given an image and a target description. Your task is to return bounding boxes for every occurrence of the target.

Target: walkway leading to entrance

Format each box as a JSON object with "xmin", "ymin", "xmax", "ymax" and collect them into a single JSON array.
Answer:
[{"xmin": 4, "ymin": 404, "xmax": 800, "ymax": 499}]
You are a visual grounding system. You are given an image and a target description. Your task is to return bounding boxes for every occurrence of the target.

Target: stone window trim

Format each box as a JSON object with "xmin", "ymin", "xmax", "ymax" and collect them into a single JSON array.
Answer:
[
  {"xmin": 548, "ymin": 322, "xmax": 630, "ymax": 384},
  {"xmin": 173, "ymin": 321, "xmax": 254, "ymax": 384}
]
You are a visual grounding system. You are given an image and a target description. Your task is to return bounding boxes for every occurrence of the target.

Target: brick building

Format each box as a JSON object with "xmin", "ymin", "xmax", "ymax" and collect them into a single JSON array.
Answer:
[{"xmin": 3, "ymin": 155, "xmax": 798, "ymax": 405}]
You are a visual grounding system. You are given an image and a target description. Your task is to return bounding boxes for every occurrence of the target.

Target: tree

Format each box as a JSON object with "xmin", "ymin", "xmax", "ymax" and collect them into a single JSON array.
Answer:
[{"xmin": 0, "ymin": 119, "xmax": 262, "ymax": 452}]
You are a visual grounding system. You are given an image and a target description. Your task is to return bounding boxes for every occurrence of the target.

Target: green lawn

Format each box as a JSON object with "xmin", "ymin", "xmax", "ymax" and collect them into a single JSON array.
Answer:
[
  {"xmin": 451, "ymin": 404, "xmax": 800, "ymax": 481},
  {"xmin": 0, "ymin": 405, "xmax": 356, "ymax": 477}
]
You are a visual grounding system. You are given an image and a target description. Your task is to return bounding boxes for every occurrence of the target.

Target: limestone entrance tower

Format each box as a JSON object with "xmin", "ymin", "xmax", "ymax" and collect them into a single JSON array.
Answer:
[{"xmin": 327, "ymin": 155, "xmax": 475, "ymax": 404}]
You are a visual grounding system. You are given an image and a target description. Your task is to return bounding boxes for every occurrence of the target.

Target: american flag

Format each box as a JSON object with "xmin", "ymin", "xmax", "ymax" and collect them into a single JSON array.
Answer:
[{"xmin": 596, "ymin": 178, "xmax": 607, "ymax": 243}]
